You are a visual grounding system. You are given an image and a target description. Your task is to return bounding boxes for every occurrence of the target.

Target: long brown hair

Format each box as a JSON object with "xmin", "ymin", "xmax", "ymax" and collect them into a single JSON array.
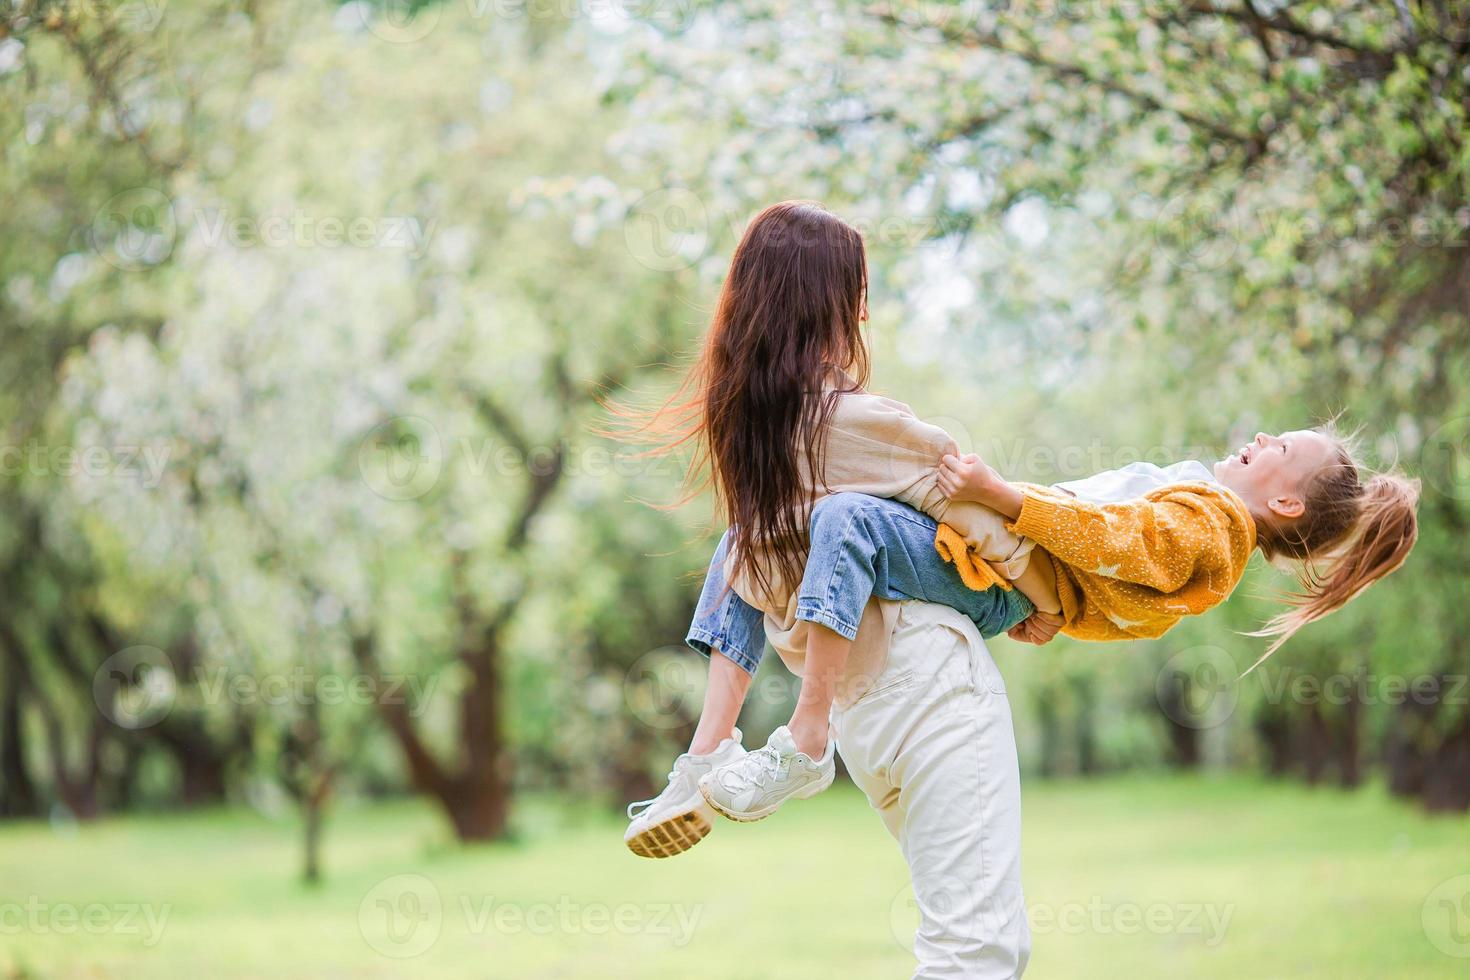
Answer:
[
  {"xmin": 613, "ymin": 201, "xmax": 870, "ymax": 597},
  {"xmin": 1248, "ymin": 426, "xmax": 1419, "ymax": 670}
]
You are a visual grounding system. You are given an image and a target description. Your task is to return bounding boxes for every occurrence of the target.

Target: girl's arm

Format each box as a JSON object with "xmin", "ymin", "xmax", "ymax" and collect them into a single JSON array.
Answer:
[
  {"xmin": 1008, "ymin": 548, "xmax": 1062, "ymax": 614},
  {"xmin": 940, "ymin": 454, "xmax": 1237, "ymax": 593},
  {"xmin": 939, "ymin": 453, "xmax": 1025, "ymax": 520},
  {"xmin": 937, "ymin": 452, "xmax": 1057, "ymax": 607}
]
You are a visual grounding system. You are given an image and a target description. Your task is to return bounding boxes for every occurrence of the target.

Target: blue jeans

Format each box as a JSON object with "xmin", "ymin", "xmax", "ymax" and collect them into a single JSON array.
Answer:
[{"xmin": 685, "ymin": 493, "xmax": 1035, "ymax": 676}]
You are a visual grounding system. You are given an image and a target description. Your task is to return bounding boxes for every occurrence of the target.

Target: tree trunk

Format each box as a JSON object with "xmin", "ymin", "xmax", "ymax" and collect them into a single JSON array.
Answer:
[
  {"xmin": 301, "ymin": 747, "xmax": 332, "ymax": 887},
  {"xmin": 1157, "ymin": 679, "xmax": 1201, "ymax": 768},
  {"xmin": 276, "ymin": 698, "xmax": 334, "ymax": 885},
  {"xmin": 351, "ymin": 631, "xmax": 511, "ymax": 842},
  {"xmin": 1296, "ymin": 705, "xmax": 1332, "ymax": 785},
  {"xmin": 49, "ymin": 720, "xmax": 105, "ymax": 820},
  {"xmin": 1421, "ymin": 717, "xmax": 1470, "ymax": 813},
  {"xmin": 108, "ymin": 740, "xmax": 145, "ymax": 811},
  {"xmin": 177, "ymin": 747, "xmax": 228, "ymax": 805},
  {"xmin": 1382, "ymin": 678, "xmax": 1470, "ymax": 812},
  {"xmin": 443, "ymin": 776, "xmax": 509, "ymax": 842},
  {"xmin": 2, "ymin": 621, "xmax": 105, "ymax": 820},
  {"xmin": 1375, "ymin": 681, "xmax": 1470, "ymax": 811},
  {"xmin": 303, "ymin": 794, "xmax": 324, "ymax": 885},
  {"xmin": 1071, "ymin": 676, "xmax": 1098, "ymax": 775},
  {"xmin": 153, "ymin": 639, "xmax": 232, "ymax": 806},
  {"xmin": 155, "ymin": 715, "xmax": 232, "ymax": 806},
  {"xmin": 1254, "ymin": 707, "xmax": 1292, "ymax": 777},
  {"xmin": 1384, "ymin": 697, "xmax": 1430, "ymax": 798},
  {"xmin": 1035, "ymin": 692, "xmax": 1061, "ymax": 777},
  {"xmin": 0, "ymin": 660, "xmax": 39, "ymax": 817},
  {"xmin": 1338, "ymin": 691, "xmax": 1362, "ymax": 789},
  {"xmin": 447, "ymin": 651, "xmax": 510, "ymax": 841}
]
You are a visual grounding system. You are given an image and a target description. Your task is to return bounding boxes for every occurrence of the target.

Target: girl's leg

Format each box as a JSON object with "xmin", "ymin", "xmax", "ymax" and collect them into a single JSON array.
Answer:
[
  {"xmin": 708, "ymin": 493, "xmax": 1034, "ymax": 822},
  {"xmin": 702, "ymin": 495, "xmax": 1033, "ymax": 821},
  {"xmin": 786, "ymin": 625, "xmax": 846, "ymax": 757},
  {"xmin": 684, "ymin": 528, "xmax": 766, "ymax": 753},
  {"xmin": 796, "ymin": 492, "xmax": 1034, "ymax": 641},
  {"xmin": 782, "ymin": 493, "xmax": 1033, "ymax": 757},
  {"xmin": 689, "ymin": 649, "xmax": 754, "ymax": 755},
  {"xmin": 626, "ymin": 532, "xmax": 763, "ymax": 858},
  {"xmin": 780, "ymin": 492, "xmax": 900, "ymax": 758}
]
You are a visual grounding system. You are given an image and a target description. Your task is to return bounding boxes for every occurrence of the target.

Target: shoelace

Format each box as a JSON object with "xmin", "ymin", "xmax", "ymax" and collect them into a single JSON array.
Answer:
[
  {"xmin": 723, "ymin": 744, "xmax": 781, "ymax": 791},
  {"xmin": 626, "ymin": 755, "xmax": 692, "ymax": 819}
]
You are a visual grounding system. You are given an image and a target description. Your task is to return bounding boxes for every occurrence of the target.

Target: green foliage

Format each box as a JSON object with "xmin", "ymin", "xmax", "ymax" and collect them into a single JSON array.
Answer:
[
  {"xmin": 613, "ymin": 0, "xmax": 1470, "ymax": 784},
  {"xmin": 2, "ymin": 0, "xmax": 1468, "ymax": 830}
]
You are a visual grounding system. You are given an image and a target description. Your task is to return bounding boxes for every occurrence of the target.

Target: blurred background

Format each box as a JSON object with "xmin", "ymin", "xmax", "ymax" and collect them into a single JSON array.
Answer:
[{"xmin": 1, "ymin": 0, "xmax": 1468, "ymax": 977}]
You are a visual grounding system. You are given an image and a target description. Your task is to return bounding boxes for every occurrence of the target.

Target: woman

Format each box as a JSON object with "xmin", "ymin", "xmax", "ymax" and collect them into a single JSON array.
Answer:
[
  {"xmin": 616, "ymin": 200, "xmax": 1035, "ymax": 977},
  {"xmin": 619, "ymin": 200, "xmax": 1417, "ymax": 978}
]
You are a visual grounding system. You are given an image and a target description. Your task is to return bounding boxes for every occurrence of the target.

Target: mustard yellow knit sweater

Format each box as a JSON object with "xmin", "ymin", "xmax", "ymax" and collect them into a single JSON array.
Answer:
[{"xmin": 944, "ymin": 481, "xmax": 1257, "ymax": 641}]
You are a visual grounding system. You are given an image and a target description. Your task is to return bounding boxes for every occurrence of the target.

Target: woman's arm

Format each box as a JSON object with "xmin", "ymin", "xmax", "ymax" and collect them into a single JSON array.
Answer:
[{"xmin": 821, "ymin": 393, "xmax": 1035, "ymax": 578}]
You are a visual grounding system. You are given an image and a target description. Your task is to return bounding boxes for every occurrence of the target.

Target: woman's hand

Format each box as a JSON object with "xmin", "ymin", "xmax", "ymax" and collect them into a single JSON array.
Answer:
[{"xmin": 1007, "ymin": 610, "xmax": 1065, "ymax": 645}]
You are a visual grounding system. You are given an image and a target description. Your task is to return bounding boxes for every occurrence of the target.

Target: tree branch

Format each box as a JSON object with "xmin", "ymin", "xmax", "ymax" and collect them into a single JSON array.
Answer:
[
  {"xmin": 867, "ymin": 9, "xmax": 1265, "ymax": 155},
  {"xmin": 1181, "ymin": 1, "xmax": 1400, "ymax": 63},
  {"xmin": 347, "ymin": 630, "xmax": 452, "ymax": 796}
]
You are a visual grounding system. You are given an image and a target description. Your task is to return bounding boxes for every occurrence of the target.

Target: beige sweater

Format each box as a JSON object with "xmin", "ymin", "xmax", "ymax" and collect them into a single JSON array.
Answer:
[{"xmin": 727, "ymin": 384, "xmax": 1031, "ymax": 705}]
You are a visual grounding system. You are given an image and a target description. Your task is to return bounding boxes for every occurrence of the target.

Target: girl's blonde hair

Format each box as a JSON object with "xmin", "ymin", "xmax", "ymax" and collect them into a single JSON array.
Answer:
[{"xmin": 1247, "ymin": 426, "xmax": 1419, "ymax": 671}]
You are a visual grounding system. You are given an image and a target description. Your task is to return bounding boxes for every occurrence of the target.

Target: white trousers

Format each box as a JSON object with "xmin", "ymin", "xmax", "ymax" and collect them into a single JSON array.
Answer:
[{"xmin": 832, "ymin": 601, "xmax": 1030, "ymax": 979}]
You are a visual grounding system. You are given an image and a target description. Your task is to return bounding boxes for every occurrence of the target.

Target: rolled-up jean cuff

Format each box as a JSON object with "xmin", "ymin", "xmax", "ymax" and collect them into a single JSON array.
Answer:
[
  {"xmin": 685, "ymin": 628, "xmax": 761, "ymax": 676},
  {"xmin": 793, "ymin": 600, "xmax": 861, "ymax": 642}
]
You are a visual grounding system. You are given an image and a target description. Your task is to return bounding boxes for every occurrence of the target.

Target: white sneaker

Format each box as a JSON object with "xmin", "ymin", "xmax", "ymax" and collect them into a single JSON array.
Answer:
[
  {"xmin": 699, "ymin": 725, "xmax": 835, "ymax": 822},
  {"xmin": 624, "ymin": 731, "xmax": 746, "ymax": 859}
]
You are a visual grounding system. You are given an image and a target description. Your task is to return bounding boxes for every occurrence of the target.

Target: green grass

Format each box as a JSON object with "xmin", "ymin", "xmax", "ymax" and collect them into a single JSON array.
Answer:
[{"xmin": 1, "ymin": 775, "xmax": 1466, "ymax": 979}]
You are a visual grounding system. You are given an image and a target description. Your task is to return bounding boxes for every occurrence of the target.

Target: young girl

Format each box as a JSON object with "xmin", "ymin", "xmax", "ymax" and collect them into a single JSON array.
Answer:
[{"xmin": 933, "ymin": 432, "xmax": 1419, "ymax": 665}]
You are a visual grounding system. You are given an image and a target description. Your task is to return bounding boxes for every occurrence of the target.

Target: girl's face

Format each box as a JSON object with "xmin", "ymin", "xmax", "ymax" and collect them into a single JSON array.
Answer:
[{"xmin": 1213, "ymin": 429, "xmax": 1338, "ymax": 521}]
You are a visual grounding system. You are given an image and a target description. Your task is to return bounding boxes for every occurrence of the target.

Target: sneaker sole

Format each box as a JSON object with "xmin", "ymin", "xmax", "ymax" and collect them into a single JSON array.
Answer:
[
  {"xmin": 625, "ymin": 805, "xmax": 712, "ymax": 859},
  {"xmin": 699, "ymin": 768, "xmax": 836, "ymax": 823}
]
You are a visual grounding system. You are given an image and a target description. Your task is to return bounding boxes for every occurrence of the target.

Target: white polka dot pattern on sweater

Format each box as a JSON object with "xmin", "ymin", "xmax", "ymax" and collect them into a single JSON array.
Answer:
[{"xmin": 1009, "ymin": 481, "xmax": 1257, "ymax": 642}]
